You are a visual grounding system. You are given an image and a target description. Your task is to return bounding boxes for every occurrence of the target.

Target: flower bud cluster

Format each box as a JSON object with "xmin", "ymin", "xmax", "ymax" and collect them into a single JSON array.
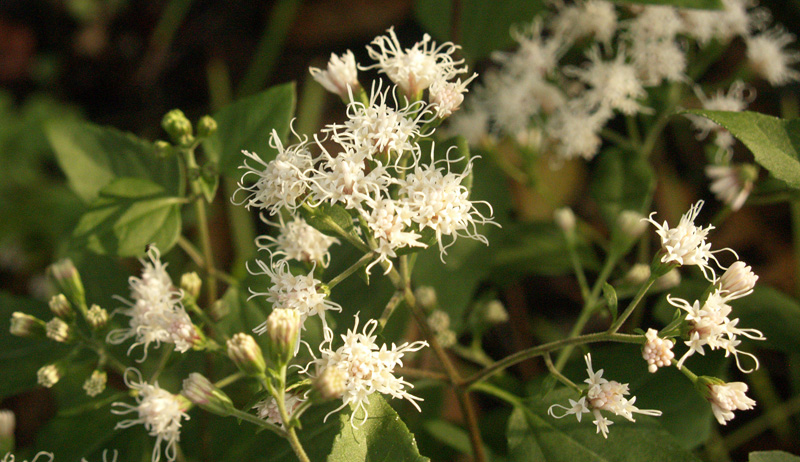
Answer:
[{"xmin": 641, "ymin": 328, "xmax": 674, "ymax": 373}]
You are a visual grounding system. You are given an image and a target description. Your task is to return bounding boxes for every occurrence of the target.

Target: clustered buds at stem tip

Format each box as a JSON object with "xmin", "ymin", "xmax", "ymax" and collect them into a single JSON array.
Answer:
[
  {"xmin": 162, "ymin": 109, "xmax": 194, "ymax": 146},
  {"xmin": 37, "ymin": 364, "xmax": 62, "ymax": 388},
  {"xmin": 226, "ymin": 333, "xmax": 267, "ymax": 376},
  {"xmin": 196, "ymin": 115, "xmax": 218, "ymax": 139},
  {"xmin": 45, "ymin": 318, "xmax": 72, "ymax": 343},
  {"xmin": 47, "ymin": 259, "xmax": 85, "ymax": 309}
]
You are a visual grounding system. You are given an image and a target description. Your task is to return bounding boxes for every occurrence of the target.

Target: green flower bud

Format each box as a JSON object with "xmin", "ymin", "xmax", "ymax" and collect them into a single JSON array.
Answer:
[
  {"xmin": 227, "ymin": 333, "xmax": 267, "ymax": 376},
  {"xmin": 180, "ymin": 272, "xmax": 202, "ymax": 300},
  {"xmin": 48, "ymin": 294, "xmax": 73, "ymax": 320},
  {"xmin": 182, "ymin": 373, "xmax": 235, "ymax": 416},
  {"xmin": 161, "ymin": 109, "xmax": 194, "ymax": 146},
  {"xmin": 154, "ymin": 140, "xmax": 175, "ymax": 158},
  {"xmin": 196, "ymin": 115, "xmax": 218, "ymax": 139},
  {"xmin": 10, "ymin": 312, "xmax": 46, "ymax": 338},
  {"xmin": 266, "ymin": 309, "xmax": 302, "ymax": 365}
]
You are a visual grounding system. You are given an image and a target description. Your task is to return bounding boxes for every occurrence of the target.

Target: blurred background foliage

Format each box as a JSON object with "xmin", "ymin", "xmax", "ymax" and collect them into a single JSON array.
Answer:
[{"xmin": 1, "ymin": 0, "xmax": 800, "ymax": 461}]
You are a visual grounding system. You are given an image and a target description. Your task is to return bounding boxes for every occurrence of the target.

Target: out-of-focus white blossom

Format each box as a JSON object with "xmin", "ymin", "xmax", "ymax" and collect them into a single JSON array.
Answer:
[
  {"xmin": 309, "ymin": 51, "xmax": 360, "ymax": 98},
  {"xmin": 256, "ymin": 215, "xmax": 339, "ymax": 268},
  {"xmin": 746, "ymin": 27, "xmax": 800, "ymax": 86},
  {"xmin": 569, "ymin": 47, "xmax": 646, "ymax": 115},
  {"xmin": 705, "ymin": 164, "xmax": 757, "ymax": 211}
]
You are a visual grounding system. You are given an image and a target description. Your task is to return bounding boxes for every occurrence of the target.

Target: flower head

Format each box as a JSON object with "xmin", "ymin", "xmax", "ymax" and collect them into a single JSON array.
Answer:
[
  {"xmin": 107, "ymin": 245, "xmax": 198, "ymax": 361},
  {"xmin": 746, "ymin": 27, "xmax": 800, "ymax": 86},
  {"xmin": 642, "ymin": 328, "xmax": 674, "ymax": 373},
  {"xmin": 112, "ymin": 369, "xmax": 189, "ymax": 462},
  {"xmin": 706, "ymin": 380, "xmax": 756, "ymax": 425},
  {"xmin": 253, "ymin": 394, "xmax": 305, "ymax": 426},
  {"xmin": 309, "ymin": 51, "xmax": 360, "ymax": 98},
  {"xmin": 570, "ymin": 47, "xmax": 647, "ymax": 115},
  {"xmin": 256, "ymin": 215, "xmax": 339, "ymax": 268},
  {"xmin": 303, "ymin": 314, "xmax": 428, "ymax": 426},
  {"xmin": 718, "ymin": 260, "xmax": 758, "ymax": 299},
  {"xmin": 705, "ymin": 164, "xmax": 757, "ymax": 211}
]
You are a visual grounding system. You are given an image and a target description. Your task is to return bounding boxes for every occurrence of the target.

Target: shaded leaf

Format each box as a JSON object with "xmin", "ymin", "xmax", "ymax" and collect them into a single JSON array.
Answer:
[
  {"xmin": 684, "ymin": 110, "xmax": 800, "ymax": 188},
  {"xmin": 45, "ymin": 120, "xmax": 181, "ymax": 203},
  {"xmin": 204, "ymin": 83, "xmax": 296, "ymax": 179},
  {"xmin": 749, "ymin": 451, "xmax": 800, "ymax": 462},
  {"xmin": 590, "ymin": 147, "xmax": 655, "ymax": 228},
  {"xmin": 71, "ymin": 177, "xmax": 183, "ymax": 257}
]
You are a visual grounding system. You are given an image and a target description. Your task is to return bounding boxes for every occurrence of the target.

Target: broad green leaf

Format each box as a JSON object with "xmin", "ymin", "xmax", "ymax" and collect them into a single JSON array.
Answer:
[
  {"xmin": 45, "ymin": 120, "xmax": 181, "ymax": 203},
  {"xmin": 507, "ymin": 388, "xmax": 703, "ymax": 462},
  {"xmin": 610, "ymin": 0, "xmax": 722, "ymax": 9},
  {"xmin": 423, "ymin": 419, "xmax": 472, "ymax": 455},
  {"xmin": 414, "ymin": 0, "xmax": 547, "ymax": 62},
  {"xmin": 684, "ymin": 110, "xmax": 800, "ymax": 188},
  {"xmin": 0, "ymin": 293, "xmax": 69, "ymax": 400},
  {"xmin": 590, "ymin": 147, "xmax": 655, "ymax": 228},
  {"xmin": 749, "ymin": 451, "xmax": 800, "ymax": 462},
  {"xmin": 327, "ymin": 395, "xmax": 429, "ymax": 462},
  {"xmin": 204, "ymin": 83, "xmax": 296, "ymax": 179},
  {"xmin": 71, "ymin": 177, "xmax": 183, "ymax": 257},
  {"xmin": 299, "ymin": 203, "xmax": 361, "ymax": 244}
]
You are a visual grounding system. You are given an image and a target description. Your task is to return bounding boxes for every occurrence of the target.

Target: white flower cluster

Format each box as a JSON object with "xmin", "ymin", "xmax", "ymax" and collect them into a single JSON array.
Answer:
[
  {"xmin": 107, "ymin": 245, "xmax": 197, "ymax": 360},
  {"xmin": 302, "ymin": 314, "xmax": 428, "ymax": 426},
  {"xmin": 256, "ymin": 214, "xmax": 339, "ymax": 268},
  {"xmin": 252, "ymin": 394, "xmax": 305, "ymax": 426},
  {"xmin": 642, "ymin": 328, "xmax": 674, "ymax": 373},
  {"xmin": 112, "ymin": 369, "xmax": 188, "ymax": 462},
  {"xmin": 548, "ymin": 354, "xmax": 661, "ymax": 438},
  {"xmin": 667, "ymin": 267, "xmax": 764, "ymax": 373},
  {"xmin": 707, "ymin": 381, "xmax": 757, "ymax": 425},
  {"xmin": 449, "ymin": 0, "xmax": 798, "ymax": 162}
]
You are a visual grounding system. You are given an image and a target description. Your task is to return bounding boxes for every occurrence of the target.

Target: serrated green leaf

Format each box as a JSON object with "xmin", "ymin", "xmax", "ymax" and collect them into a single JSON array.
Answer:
[
  {"xmin": 327, "ymin": 395, "xmax": 429, "ymax": 462},
  {"xmin": 610, "ymin": 0, "xmax": 722, "ymax": 9},
  {"xmin": 749, "ymin": 452, "xmax": 800, "ymax": 462},
  {"xmin": 507, "ymin": 388, "xmax": 703, "ymax": 462},
  {"xmin": 45, "ymin": 120, "xmax": 181, "ymax": 203},
  {"xmin": 71, "ymin": 177, "xmax": 183, "ymax": 257},
  {"xmin": 204, "ymin": 83, "xmax": 296, "ymax": 179},
  {"xmin": 684, "ymin": 110, "xmax": 800, "ymax": 188},
  {"xmin": 414, "ymin": 0, "xmax": 547, "ymax": 62},
  {"xmin": 590, "ymin": 147, "xmax": 655, "ymax": 228}
]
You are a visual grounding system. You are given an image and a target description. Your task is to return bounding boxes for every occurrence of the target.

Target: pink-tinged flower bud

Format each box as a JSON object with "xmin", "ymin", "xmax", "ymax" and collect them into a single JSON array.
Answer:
[
  {"xmin": 86, "ymin": 304, "xmax": 109, "ymax": 330},
  {"xmin": 48, "ymin": 294, "xmax": 73, "ymax": 320},
  {"xmin": 718, "ymin": 261, "xmax": 758, "ymax": 299},
  {"xmin": 37, "ymin": 364, "xmax": 62, "ymax": 388},
  {"xmin": 46, "ymin": 318, "xmax": 73, "ymax": 343},
  {"xmin": 10, "ymin": 312, "xmax": 46, "ymax": 338},
  {"xmin": 83, "ymin": 370, "xmax": 107, "ymax": 397},
  {"xmin": 642, "ymin": 329, "xmax": 674, "ymax": 373},
  {"xmin": 697, "ymin": 376, "xmax": 756, "ymax": 425},
  {"xmin": 313, "ymin": 366, "xmax": 348, "ymax": 401},
  {"xmin": 266, "ymin": 309, "xmax": 302, "ymax": 364},
  {"xmin": 182, "ymin": 373, "xmax": 235, "ymax": 416},
  {"xmin": 180, "ymin": 272, "xmax": 202, "ymax": 300},
  {"xmin": 227, "ymin": 333, "xmax": 267, "ymax": 376}
]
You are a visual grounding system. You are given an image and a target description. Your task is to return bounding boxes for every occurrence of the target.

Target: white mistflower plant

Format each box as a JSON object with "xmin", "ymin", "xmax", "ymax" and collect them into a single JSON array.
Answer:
[{"xmin": 4, "ymin": 2, "xmax": 799, "ymax": 461}]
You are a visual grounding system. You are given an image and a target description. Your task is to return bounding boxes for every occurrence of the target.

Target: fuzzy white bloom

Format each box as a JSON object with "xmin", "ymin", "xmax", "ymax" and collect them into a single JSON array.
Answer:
[
  {"xmin": 624, "ymin": 263, "xmax": 651, "ymax": 285},
  {"xmin": 364, "ymin": 27, "xmax": 466, "ymax": 98},
  {"xmin": 570, "ymin": 47, "xmax": 647, "ymax": 115},
  {"xmin": 545, "ymin": 103, "xmax": 612, "ymax": 161},
  {"xmin": 494, "ymin": 20, "xmax": 564, "ymax": 78},
  {"xmin": 552, "ymin": 0, "xmax": 618, "ymax": 44},
  {"xmin": 689, "ymin": 81, "xmax": 754, "ymax": 154},
  {"xmin": 629, "ymin": 39, "xmax": 686, "ymax": 87},
  {"xmin": 718, "ymin": 261, "xmax": 758, "ymax": 299},
  {"xmin": 707, "ymin": 381, "xmax": 756, "ymax": 425},
  {"xmin": 445, "ymin": 104, "xmax": 492, "ymax": 147},
  {"xmin": 309, "ymin": 51, "xmax": 360, "ymax": 98},
  {"xmin": 248, "ymin": 255, "xmax": 341, "ymax": 336},
  {"xmin": 256, "ymin": 215, "xmax": 339, "ymax": 268},
  {"xmin": 746, "ymin": 27, "xmax": 800, "ymax": 86},
  {"xmin": 617, "ymin": 210, "xmax": 648, "ymax": 240},
  {"xmin": 679, "ymin": 0, "xmax": 754, "ymax": 45},
  {"xmin": 705, "ymin": 164, "xmax": 757, "ymax": 211},
  {"xmin": 427, "ymin": 310, "xmax": 456, "ymax": 347},
  {"xmin": 553, "ymin": 207, "xmax": 576, "ymax": 233},
  {"xmin": 253, "ymin": 394, "xmax": 305, "ymax": 426},
  {"xmin": 37, "ymin": 364, "xmax": 61, "ymax": 388},
  {"xmin": 642, "ymin": 328, "xmax": 674, "ymax": 373},
  {"xmin": 654, "ymin": 268, "xmax": 682, "ymax": 291},
  {"xmin": 644, "ymin": 200, "xmax": 727, "ymax": 281},
  {"xmin": 549, "ymin": 354, "xmax": 661, "ymax": 438},
  {"xmin": 628, "ymin": 5, "xmax": 683, "ymax": 41},
  {"xmin": 400, "ymin": 147, "xmax": 496, "ymax": 257},
  {"xmin": 362, "ymin": 198, "xmax": 427, "ymax": 273},
  {"xmin": 234, "ymin": 129, "xmax": 313, "ymax": 215},
  {"xmin": 107, "ymin": 246, "xmax": 197, "ymax": 361},
  {"xmin": 481, "ymin": 71, "xmax": 544, "ymax": 137},
  {"xmin": 667, "ymin": 289, "xmax": 765, "ymax": 372},
  {"xmin": 429, "ymin": 74, "xmax": 477, "ymax": 118},
  {"xmin": 112, "ymin": 369, "xmax": 188, "ymax": 462},
  {"xmin": 303, "ymin": 314, "xmax": 428, "ymax": 426}
]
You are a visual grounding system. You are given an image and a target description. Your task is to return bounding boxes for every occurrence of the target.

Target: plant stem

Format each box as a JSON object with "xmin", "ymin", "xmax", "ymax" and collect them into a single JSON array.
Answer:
[
  {"xmin": 463, "ymin": 332, "xmax": 642, "ymax": 387},
  {"xmin": 396, "ymin": 367, "xmax": 448, "ymax": 382},
  {"xmin": 214, "ymin": 371, "xmax": 244, "ymax": 389},
  {"xmin": 182, "ymin": 147, "xmax": 219, "ymax": 304},
  {"xmin": 150, "ymin": 344, "xmax": 174, "ymax": 383},
  {"xmin": 379, "ymin": 291, "xmax": 405, "ymax": 330},
  {"xmin": 326, "ymin": 252, "xmax": 374, "ymax": 289},
  {"xmin": 544, "ymin": 353, "xmax": 580, "ymax": 393},
  {"xmin": 607, "ymin": 274, "xmax": 657, "ymax": 334},
  {"xmin": 275, "ymin": 365, "xmax": 310, "ymax": 462},
  {"xmin": 177, "ymin": 236, "xmax": 239, "ymax": 287},
  {"xmin": 791, "ymin": 200, "xmax": 800, "ymax": 298},
  {"xmin": 565, "ymin": 236, "xmax": 591, "ymax": 301}
]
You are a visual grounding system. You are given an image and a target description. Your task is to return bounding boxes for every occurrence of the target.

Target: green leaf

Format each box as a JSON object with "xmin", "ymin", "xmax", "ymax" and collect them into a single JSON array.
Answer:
[
  {"xmin": 749, "ymin": 451, "xmax": 800, "ymax": 462},
  {"xmin": 415, "ymin": 0, "xmax": 547, "ymax": 62},
  {"xmin": 590, "ymin": 147, "xmax": 655, "ymax": 228},
  {"xmin": 327, "ymin": 395, "xmax": 429, "ymax": 462},
  {"xmin": 490, "ymin": 222, "xmax": 599, "ymax": 276},
  {"xmin": 684, "ymin": 110, "xmax": 800, "ymax": 188},
  {"xmin": 423, "ymin": 419, "xmax": 472, "ymax": 455},
  {"xmin": 299, "ymin": 203, "xmax": 363, "ymax": 245},
  {"xmin": 204, "ymin": 82, "xmax": 296, "ymax": 179},
  {"xmin": 45, "ymin": 120, "xmax": 181, "ymax": 203},
  {"xmin": 609, "ymin": 0, "xmax": 722, "ymax": 9},
  {"xmin": 71, "ymin": 177, "xmax": 183, "ymax": 257},
  {"xmin": 507, "ymin": 388, "xmax": 703, "ymax": 462},
  {"xmin": 603, "ymin": 282, "xmax": 618, "ymax": 322}
]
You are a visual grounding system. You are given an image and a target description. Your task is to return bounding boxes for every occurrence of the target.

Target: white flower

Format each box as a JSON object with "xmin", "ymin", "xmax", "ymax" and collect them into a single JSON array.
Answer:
[
  {"xmin": 545, "ymin": 102, "xmax": 612, "ymax": 161},
  {"xmin": 256, "ymin": 214, "xmax": 339, "ymax": 268},
  {"xmin": 429, "ymin": 74, "xmax": 477, "ymax": 118},
  {"xmin": 629, "ymin": 39, "xmax": 686, "ymax": 87},
  {"xmin": 569, "ymin": 47, "xmax": 647, "ymax": 115},
  {"xmin": 362, "ymin": 198, "xmax": 427, "ymax": 273},
  {"xmin": 718, "ymin": 260, "xmax": 758, "ymax": 299},
  {"xmin": 83, "ymin": 370, "xmax": 108, "ymax": 397},
  {"xmin": 628, "ymin": 6, "xmax": 683, "ymax": 41},
  {"xmin": 548, "ymin": 354, "xmax": 661, "ymax": 438},
  {"xmin": 644, "ymin": 200, "xmax": 726, "ymax": 281},
  {"xmin": 705, "ymin": 164, "xmax": 757, "ymax": 211},
  {"xmin": 303, "ymin": 314, "xmax": 428, "ymax": 426},
  {"xmin": 445, "ymin": 104, "xmax": 492, "ymax": 147},
  {"xmin": 707, "ymin": 381, "xmax": 756, "ymax": 425},
  {"xmin": 746, "ymin": 27, "xmax": 800, "ymax": 86},
  {"xmin": 309, "ymin": 50, "xmax": 360, "ymax": 98},
  {"xmin": 37, "ymin": 364, "xmax": 61, "ymax": 388},
  {"xmin": 253, "ymin": 394, "xmax": 305, "ymax": 426},
  {"xmin": 45, "ymin": 317, "xmax": 70, "ymax": 343},
  {"xmin": 248, "ymin": 255, "xmax": 341, "ymax": 336},
  {"xmin": 642, "ymin": 328, "xmax": 675, "ymax": 373},
  {"xmin": 667, "ymin": 290, "xmax": 765, "ymax": 372},
  {"xmin": 689, "ymin": 81, "xmax": 754, "ymax": 155},
  {"xmin": 552, "ymin": 0, "xmax": 617, "ymax": 44},
  {"xmin": 233, "ymin": 129, "xmax": 313, "ymax": 215},
  {"xmin": 400, "ymin": 147, "xmax": 497, "ymax": 257},
  {"xmin": 107, "ymin": 246, "xmax": 197, "ymax": 360},
  {"xmin": 112, "ymin": 369, "xmax": 189, "ymax": 462},
  {"xmin": 364, "ymin": 27, "xmax": 466, "ymax": 98},
  {"xmin": 494, "ymin": 19, "xmax": 564, "ymax": 78},
  {"xmin": 553, "ymin": 207, "xmax": 576, "ymax": 233}
]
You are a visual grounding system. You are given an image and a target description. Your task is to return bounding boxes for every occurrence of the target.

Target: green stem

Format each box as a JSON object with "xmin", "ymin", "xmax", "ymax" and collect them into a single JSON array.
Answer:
[
  {"xmin": 674, "ymin": 359, "xmax": 699, "ymax": 383},
  {"xmin": 226, "ymin": 406, "xmax": 284, "ymax": 436},
  {"xmin": 224, "ymin": 178, "xmax": 257, "ymax": 280},
  {"xmin": 150, "ymin": 344, "xmax": 174, "ymax": 383},
  {"xmin": 182, "ymin": 147, "xmax": 219, "ymax": 304},
  {"xmin": 378, "ymin": 291, "xmax": 405, "ymax": 330},
  {"xmin": 566, "ymin": 235, "xmax": 591, "ymax": 301},
  {"xmin": 607, "ymin": 274, "xmax": 657, "ymax": 334},
  {"xmin": 327, "ymin": 252, "xmax": 374, "ymax": 289},
  {"xmin": 544, "ymin": 353, "xmax": 580, "ymax": 393},
  {"xmin": 463, "ymin": 332, "xmax": 642, "ymax": 387},
  {"xmin": 302, "ymin": 203, "xmax": 369, "ymax": 252},
  {"xmin": 177, "ymin": 236, "xmax": 239, "ymax": 287},
  {"xmin": 275, "ymin": 365, "xmax": 310, "ymax": 462},
  {"xmin": 214, "ymin": 371, "xmax": 245, "ymax": 389}
]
